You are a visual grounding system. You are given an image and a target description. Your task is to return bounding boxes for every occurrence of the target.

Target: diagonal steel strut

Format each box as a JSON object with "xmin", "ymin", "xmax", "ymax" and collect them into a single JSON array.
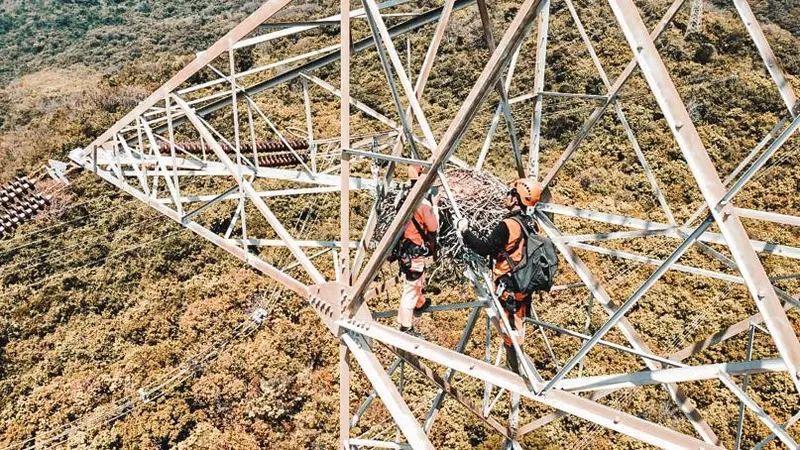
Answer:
[{"xmin": 606, "ymin": 0, "xmax": 800, "ymax": 396}]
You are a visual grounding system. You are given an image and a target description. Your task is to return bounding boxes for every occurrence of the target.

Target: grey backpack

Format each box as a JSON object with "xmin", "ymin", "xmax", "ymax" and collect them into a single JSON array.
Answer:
[{"xmin": 502, "ymin": 216, "xmax": 559, "ymax": 294}]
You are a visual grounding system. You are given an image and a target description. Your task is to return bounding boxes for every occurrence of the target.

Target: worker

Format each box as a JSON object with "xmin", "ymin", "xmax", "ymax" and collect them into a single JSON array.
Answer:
[
  {"xmin": 457, "ymin": 178, "xmax": 550, "ymax": 374},
  {"xmin": 394, "ymin": 165, "xmax": 440, "ymax": 337}
]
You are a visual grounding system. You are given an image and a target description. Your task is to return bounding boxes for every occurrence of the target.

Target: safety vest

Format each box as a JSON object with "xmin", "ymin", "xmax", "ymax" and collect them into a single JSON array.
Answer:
[
  {"xmin": 493, "ymin": 217, "xmax": 524, "ymax": 281},
  {"xmin": 402, "ymin": 199, "xmax": 436, "ymax": 247}
]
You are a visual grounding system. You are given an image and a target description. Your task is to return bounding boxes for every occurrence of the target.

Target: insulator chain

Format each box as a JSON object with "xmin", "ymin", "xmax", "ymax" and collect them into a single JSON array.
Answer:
[
  {"xmin": 157, "ymin": 139, "xmax": 311, "ymax": 168},
  {"xmin": 0, "ymin": 176, "xmax": 51, "ymax": 239},
  {"xmin": 157, "ymin": 138, "xmax": 309, "ymax": 154}
]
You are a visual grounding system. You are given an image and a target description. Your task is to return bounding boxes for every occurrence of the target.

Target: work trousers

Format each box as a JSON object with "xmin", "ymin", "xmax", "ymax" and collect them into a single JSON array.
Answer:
[
  {"xmin": 397, "ymin": 257, "xmax": 426, "ymax": 328},
  {"xmin": 500, "ymin": 292, "xmax": 530, "ymax": 347}
]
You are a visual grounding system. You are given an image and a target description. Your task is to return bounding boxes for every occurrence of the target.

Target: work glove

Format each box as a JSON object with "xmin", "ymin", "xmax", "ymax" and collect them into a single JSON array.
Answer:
[{"xmin": 456, "ymin": 218, "xmax": 469, "ymax": 233}]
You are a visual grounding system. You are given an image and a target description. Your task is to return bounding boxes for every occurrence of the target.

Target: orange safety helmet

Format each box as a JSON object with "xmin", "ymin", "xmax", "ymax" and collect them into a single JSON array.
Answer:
[
  {"xmin": 509, "ymin": 178, "xmax": 543, "ymax": 207},
  {"xmin": 407, "ymin": 164, "xmax": 424, "ymax": 181}
]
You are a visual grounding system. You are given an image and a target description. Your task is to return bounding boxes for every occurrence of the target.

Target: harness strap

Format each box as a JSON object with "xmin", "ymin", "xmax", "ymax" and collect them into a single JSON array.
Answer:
[{"xmin": 410, "ymin": 216, "xmax": 426, "ymax": 240}]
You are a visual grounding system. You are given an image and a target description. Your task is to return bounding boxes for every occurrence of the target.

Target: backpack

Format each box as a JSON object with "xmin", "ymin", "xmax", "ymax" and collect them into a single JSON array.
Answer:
[{"xmin": 501, "ymin": 216, "xmax": 558, "ymax": 294}]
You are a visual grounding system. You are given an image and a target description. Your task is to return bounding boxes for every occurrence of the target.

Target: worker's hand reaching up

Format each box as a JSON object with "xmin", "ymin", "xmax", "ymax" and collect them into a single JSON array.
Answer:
[{"xmin": 456, "ymin": 218, "xmax": 469, "ymax": 233}]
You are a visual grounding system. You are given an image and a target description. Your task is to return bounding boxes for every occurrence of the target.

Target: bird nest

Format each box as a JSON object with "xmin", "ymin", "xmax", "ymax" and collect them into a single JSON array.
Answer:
[{"xmin": 373, "ymin": 168, "xmax": 510, "ymax": 269}]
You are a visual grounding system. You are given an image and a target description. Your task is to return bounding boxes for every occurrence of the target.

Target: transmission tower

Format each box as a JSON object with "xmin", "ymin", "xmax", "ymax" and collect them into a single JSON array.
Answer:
[
  {"xmin": 10, "ymin": 0, "xmax": 800, "ymax": 448},
  {"xmin": 687, "ymin": 0, "xmax": 703, "ymax": 34}
]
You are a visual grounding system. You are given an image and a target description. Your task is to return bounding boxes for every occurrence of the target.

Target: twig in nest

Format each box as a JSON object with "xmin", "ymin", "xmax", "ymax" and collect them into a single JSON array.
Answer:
[{"xmin": 373, "ymin": 168, "xmax": 509, "ymax": 273}]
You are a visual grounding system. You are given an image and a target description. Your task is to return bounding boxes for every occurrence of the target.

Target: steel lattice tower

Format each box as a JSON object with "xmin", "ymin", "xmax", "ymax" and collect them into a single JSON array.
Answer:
[{"xmin": 37, "ymin": 0, "xmax": 800, "ymax": 447}]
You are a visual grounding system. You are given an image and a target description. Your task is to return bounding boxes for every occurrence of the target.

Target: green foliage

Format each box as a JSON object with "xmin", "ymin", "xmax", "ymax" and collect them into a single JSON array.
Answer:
[{"xmin": 0, "ymin": 1, "xmax": 273, "ymax": 83}]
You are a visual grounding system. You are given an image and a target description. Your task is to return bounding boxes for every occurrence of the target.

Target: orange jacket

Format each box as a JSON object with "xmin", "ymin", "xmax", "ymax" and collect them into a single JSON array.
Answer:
[{"xmin": 403, "ymin": 199, "xmax": 438, "ymax": 247}]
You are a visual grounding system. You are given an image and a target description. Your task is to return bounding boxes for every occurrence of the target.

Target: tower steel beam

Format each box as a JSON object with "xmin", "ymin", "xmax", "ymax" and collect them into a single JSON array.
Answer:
[
  {"xmin": 343, "ymin": 332, "xmax": 434, "ymax": 450},
  {"xmin": 475, "ymin": 0, "xmax": 524, "ymax": 177},
  {"xmin": 351, "ymin": 0, "xmax": 548, "ymax": 306},
  {"xmin": 554, "ymin": 358, "xmax": 785, "ymax": 392},
  {"xmin": 340, "ymin": 321, "xmax": 723, "ymax": 450},
  {"xmin": 606, "ymin": 0, "xmax": 800, "ymax": 394},
  {"xmin": 518, "ymin": 295, "xmax": 799, "ymax": 436},
  {"xmin": 156, "ymin": 0, "xmax": 478, "ymax": 136},
  {"xmin": 731, "ymin": 0, "xmax": 798, "ymax": 116},
  {"xmin": 561, "ymin": 0, "xmax": 676, "ymax": 224},
  {"xmin": 170, "ymin": 94, "xmax": 326, "ymax": 283},
  {"xmin": 537, "ymin": 214, "xmax": 720, "ymax": 444},
  {"xmin": 79, "ymin": 0, "xmax": 294, "ymax": 159},
  {"xmin": 67, "ymin": 151, "xmax": 309, "ymax": 297},
  {"xmin": 527, "ymin": 0, "xmax": 549, "ymax": 179},
  {"xmin": 540, "ymin": 0, "xmax": 685, "ymax": 188}
]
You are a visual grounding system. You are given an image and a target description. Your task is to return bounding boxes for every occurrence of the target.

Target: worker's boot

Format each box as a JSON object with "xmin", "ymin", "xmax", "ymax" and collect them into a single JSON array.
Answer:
[
  {"xmin": 505, "ymin": 345, "xmax": 521, "ymax": 375},
  {"xmin": 413, "ymin": 298, "xmax": 432, "ymax": 317},
  {"xmin": 424, "ymin": 284, "xmax": 441, "ymax": 295},
  {"xmin": 400, "ymin": 326, "xmax": 424, "ymax": 339}
]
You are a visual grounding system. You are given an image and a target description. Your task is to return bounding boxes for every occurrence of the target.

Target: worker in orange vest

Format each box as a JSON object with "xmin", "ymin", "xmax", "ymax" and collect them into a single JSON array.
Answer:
[
  {"xmin": 457, "ymin": 178, "xmax": 542, "ymax": 373},
  {"xmin": 394, "ymin": 165, "xmax": 440, "ymax": 337}
]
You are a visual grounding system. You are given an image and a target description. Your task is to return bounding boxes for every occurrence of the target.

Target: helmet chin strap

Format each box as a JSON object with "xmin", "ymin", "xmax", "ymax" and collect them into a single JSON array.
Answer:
[
  {"xmin": 505, "ymin": 195, "xmax": 522, "ymax": 212},
  {"xmin": 506, "ymin": 190, "xmax": 523, "ymax": 210}
]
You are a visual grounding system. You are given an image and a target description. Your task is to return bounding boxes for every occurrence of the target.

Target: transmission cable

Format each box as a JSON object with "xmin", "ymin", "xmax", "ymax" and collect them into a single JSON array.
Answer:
[
  {"xmin": 6, "ymin": 227, "xmax": 186, "ymax": 294},
  {"xmin": 0, "ymin": 193, "xmax": 127, "ymax": 247},
  {"xmin": 0, "ymin": 213, "xmax": 164, "ymax": 275},
  {"xmin": 16, "ymin": 191, "xmax": 337, "ymax": 448}
]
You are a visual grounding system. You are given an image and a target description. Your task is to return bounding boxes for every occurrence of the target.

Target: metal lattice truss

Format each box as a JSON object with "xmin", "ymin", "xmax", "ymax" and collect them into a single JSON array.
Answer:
[{"xmin": 64, "ymin": 0, "xmax": 800, "ymax": 448}]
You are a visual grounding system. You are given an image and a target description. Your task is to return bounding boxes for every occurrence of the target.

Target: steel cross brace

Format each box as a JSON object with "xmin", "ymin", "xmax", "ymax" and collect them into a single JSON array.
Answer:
[
  {"xmin": 351, "ymin": 357, "xmax": 403, "ymax": 427},
  {"xmin": 342, "ymin": 332, "xmax": 434, "ymax": 449},
  {"xmin": 606, "ymin": 0, "xmax": 800, "ymax": 395},
  {"xmin": 301, "ymin": 74, "xmax": 430, "ymax": 151},
  {"xmin": 684, "ymin": 112, "xmax": 794, "ymax": 227},
  {"xmin": 536, "ymin": 213, "xmax": 720, "ymax": 444},
  {"xmin": 350, "ymin": 0, "xmax": 458, "ymax": 279},
  {"xmin": 387, "ymin": 343, "xmax": 514, "ymax": 440},
  {"xmin": 67, "ymin": 150, "xmax": 309, "ymax": 297},
  {"xmin": 351, "ymin": 0, "xmax": 549, "ymax": 307},
  {"xmin": 527, "ymin": 0, "xmax": 549, "ymax": 179},
  {"xmin": 360, "ymin": 0, "xmax": 428, "ymax": 162},
  {"xmin": 753, "ymin": 409, "xmax": 800, "ymax": 450},
  {"xmin": 540, "ymin": 0, "xmax": 686, "ymax": 188},
  {"xmin": 561, "ymin": 0, "xmax": 676, "ymax": 225},
  {"xmin": 554, "ymin": 358, "xmax": 786, "ymax": 392},
  {"xmin": 474, "ymin": 0, "xmax": 525, "ymax": 177},
  {"xmin": 339, "ymin": 320, "xmax": 723, "ymax": 450},
  {"xmin": 731, "ymin": 0, "xmax": 798, "ymax": 116},
  {"xmin": 78, "ymin": 0, "xmax": 294, "ymax": 159},
  {"xmin": 171, "ymin": 94, "xmax": 326, "ymax": 284},
  {"xmin": 537, "ymin": 202, "xmax": 800, "ymax": 262},
  {"xmin": 204, "ymin": 63, "xmax": 314, "ymax": 176},
  {"xmin": 231, "ymin": 0, "xmax": 410, "ymax": 50},
  {"xmin": 349, "ymin": 308, "xmax": 481, "ymax": 433},
  {"xmin": 137, "ymin": 0, "xmax": 480, "ymax": 140},
  {"xmin": 360, "ymin": 0, "xmax": 439, "ymax": 151},
  {"xmin": 519, "ymin": 295, "xmax": 800, "ymax": 436},
  {"xmin": 475, "ymin": 38, "xmax": 526, "ymax": 172},
  {"xmin": 422, "ymin": 306, "xmax": 482, "ymax": 432}
]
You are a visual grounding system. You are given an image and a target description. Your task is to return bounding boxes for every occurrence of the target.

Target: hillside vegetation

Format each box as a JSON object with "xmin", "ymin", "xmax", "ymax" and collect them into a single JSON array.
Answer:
[{"xmin": 0, "ymin": 0, "xmax": 799, "ymax": 449}]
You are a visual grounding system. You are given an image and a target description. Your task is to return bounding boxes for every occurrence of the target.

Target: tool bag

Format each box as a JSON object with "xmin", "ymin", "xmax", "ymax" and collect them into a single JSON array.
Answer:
[{"xmin": 390, "ymin": 216, "xmax": 431, "ymax": 263}]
